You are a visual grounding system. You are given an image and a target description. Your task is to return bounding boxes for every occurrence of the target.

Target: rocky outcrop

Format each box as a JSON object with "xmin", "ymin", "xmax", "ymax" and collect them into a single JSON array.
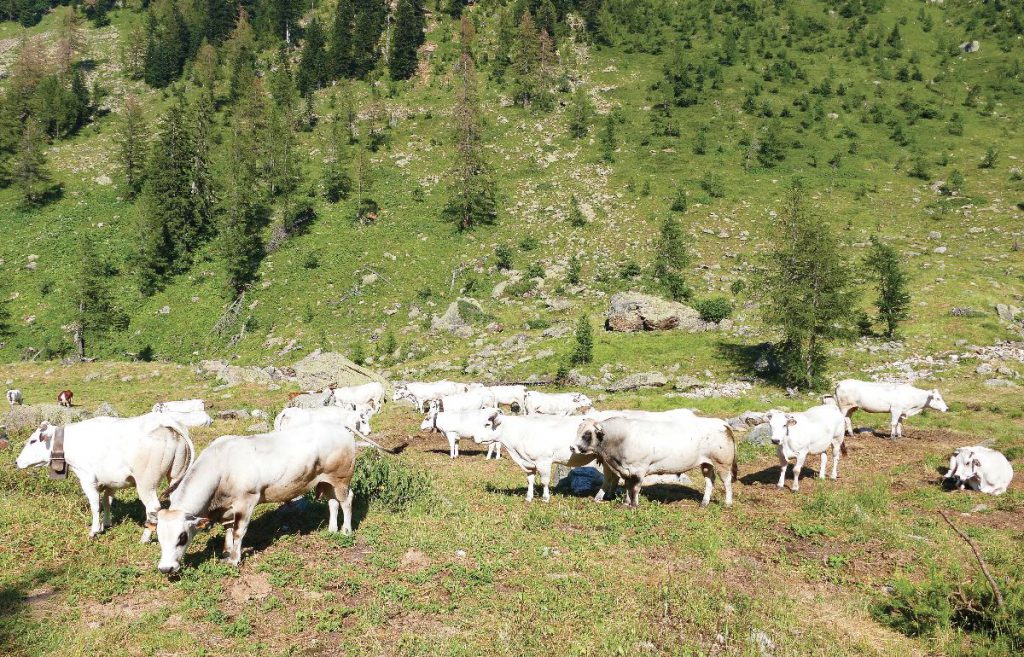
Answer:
[
  {"xmin": 291, "ymin": 350, "xmax": 386, "ymax": 391},
  {"xmin": 4, "ymin": 404, "xmax": 92, "ymax": 434},
  {"xmin": 605, "ymin": 292, "xmax": 704, "ymax": 332},
  {"xmin": 606, "ymin": 372, "xmax": 668, "ymax": 392}
]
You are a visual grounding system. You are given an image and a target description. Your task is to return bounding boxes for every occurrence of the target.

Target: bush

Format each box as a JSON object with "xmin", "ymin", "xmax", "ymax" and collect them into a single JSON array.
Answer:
[
  {"xmin": 700, "ymin": 171, "xmax": 725, "ymax": 198},
  {"xmin": 566, "ymin": 255, "xmax": 581, "ymax": 285},
  {"xmin": 507, "ymin": 279, "xmax": 537, "ymax": 297},
  {"xmin": 569, "ymin": 314, "xmax": 593, "ymax": 365},
  {"xmin": 662, "ymin": 271, "xmax": 691, "ymax": 301},
  {"xmin": 525, "ymin": 262, "xmax": 544, "ymax": 279},
  {"xmin": 350, "ymin": 342, "xmax": 366, "ymax": 365},
  {"xmin": 670, "ymin": 187, "xmax": 687, "ymax": 212},
  {"xmin": 730, "ymin": 279, "xmax": 745, "ymax": 295},
  {"xmin": 520, "ymin": 235, "xmax": 539, "ymax": 251},
  {"xmin": 303, "ymin": 252, "xmax": 320, "ymax": 269},
  {"xmin": 322, "ymin": 167, "xmax": 351, "ymax": 203},
  {"xmin": 619, "ymin": 261, "xmax": 642, "ymax": 279},
  {"xmin": 495, "ymin": 245, "xmax": 513, "ymax": 270},
  {"xmin": 694, "ymin": 296, "xmax": 733, "ymax": 323},
  {"xmin": 351, "ymin": 451, "xmax": 432, "ymax": 512}
]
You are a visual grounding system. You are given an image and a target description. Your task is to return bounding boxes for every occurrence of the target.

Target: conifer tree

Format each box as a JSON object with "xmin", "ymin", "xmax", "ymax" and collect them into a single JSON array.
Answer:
[
  {"xmin": 757, "ymin": 181, "xmax": 857, "ymax": 389},
  {"xmin": 226, "ymin": 9, "xmax": 257, "ymax": 103},
  {"xmin": 599, "ymin": 113, "xmax": 616, "ymax": 162},
  {"xmin": 11, "ymin": 118, "xmax": 52, "ymax": 206},
  {"xmin": 297, "ymin": 17, "xmax": 329, "ymax": 96},
  {"xmin": 329, "ymin": 0, "xmax": 355, "ymax": 79},
  {"xmin": 654, "ymin": 214, "xmax": 690, "ymax": 301},
  {"xmin": 566, "ymin": 86, "xmax": 593, "ymax": 138},
  {"xmin": 143, "ymin": 1, "xmax": 190, "ymax": 88},
  {"xmin": 509, "ymin": 11, "xmax": 541, "ymax": 108},
  {"xmin": 389, "ymin": 0, "xmax": 424, "ymax": 81},
  {"xmin": 220, "ymin": 107, "xmax": 268, "ymax": 295},
  {"xmin": 569, "ymin": 314, "xmax": 593, "ymax": 365},
  {"xmin": 117, "ymin": 93, "xmax": 147, "ymax": 198},
  {"xmin": 442, "ymin": 18, "xmax": 497, "ymax": 231},
  {"xmin": 352, "ymin": 0, "xmax": 386, "ymax": 78},
  {"xmin": 68, "ymin": 236, "xmax": 126, "ymax": 359},
  {"xmin": 865, "ymin": 236, "xmax": 910, "ymax": 339}
]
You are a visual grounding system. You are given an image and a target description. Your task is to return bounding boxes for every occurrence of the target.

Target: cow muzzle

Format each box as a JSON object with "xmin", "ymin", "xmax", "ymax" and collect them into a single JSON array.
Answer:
[{"xmin": 158, "ymin": 562, "xmax": 180, "ymax": 575}]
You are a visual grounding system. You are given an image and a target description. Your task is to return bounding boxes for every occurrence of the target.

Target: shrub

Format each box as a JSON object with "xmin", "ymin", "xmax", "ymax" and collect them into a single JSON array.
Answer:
[
  {"xmin": 525, "ymin": 262, "xmax": 545, "ymax": 279},
  {"xmin": 303, "ymin": 252, "xmax": 320, "ymax": 269},
  {"xmin": 619, "ymin": 261, "xmax": 642, "ymax": 279},
  {"xmin": 670, "ymin": 186, "xmax": 687, "ymax": 212},
  {"xmin": 569, "ymin": 314, "xmax": 593, "ymax": 365},
  {"xmin": 350, "ymin": 342, "xmax": 366, "ymax": 365},
  {"xmin": 566, "ymin": 255, "xmax": 581, "ymax": 285},
  {"xmin": 694, "ymin": 296, "xmax": 733, "ymax": 323},
  {"xmin": 526, "ymin": 318, "xmax": 550, "ymax": 330},
  {"xmin": 519, "ymin": 235, "xmax": 539, "ymax": 251},
  {"xmin": 322, "ymin": 167, "xmax": 351, "ymax": 203},
  {"xmin": 351, "ymin": 451, "xmax": 432, "ymax": 512},
  {"xmin": 507, "ymin": 279, "xmax": 537, "ymax": 297},
  {"xmin": 495, "ymin": 245, "xmax": 513, "ymax": 270},
  {"xmin": 700, "ymin": 171, "xmax": 725, "ymax": 198},
  {"xmin": 980, "ymin": 147, "xmax": 998, "ymax": 169},
  {"xmin": 730, "ymin": 279, "xmax": 745, "ymax": 295},
  {"xmin": 662, "ymin": 271, "xmax": 691, "ymax": 301},
  {"xmin": 568, "ymin": 196, "xmax": 586, "ymax": 227}
]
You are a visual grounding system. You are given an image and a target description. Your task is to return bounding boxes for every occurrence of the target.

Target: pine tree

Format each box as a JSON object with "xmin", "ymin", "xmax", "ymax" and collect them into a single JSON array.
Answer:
[
  {"xmin": 202, "ymin": 0, "xmax": 237, "ymax": 45},
  {"xmin": 654, "ymin": 214, "xmax": 690, "ymax": 301},
  {"xmin": 117, "ymin": 93, "xmax": 147, "ymax": 198},
  {"xmin": 220, "ymin": 107, "xmax": 268, "ymax": 295},
  {"xmin": 54, "ymin": 5, "xmax": 84, "ymax": 74},
  {"xmin": 509, "ymin": 11, "xmax": 542, "ymax": 108},
  {"xmin": 569, "ymin": 314, "xmax": 593, "ymax": 365},
  {"xmin": 756, "ymin": 120, "xmax": 786, "ymax": 168},
  {"xmin": 193, "ymin": 40, "xmax": 218, "ymax": 106},
  {"xmin": 535, "ymin": 0, "xmax": 558, "ymax": 42},
  {"xmin": 0, "ymin": 283, "xmax": 11, "ymax": 343},
  {"xmin": 226, "ymin": 9, "xmax": 257, "ymax": 103},
  {"xmin": 865, "ymin": 236, "xmax": 910, "ymax": 339},
  {"xmin": 599, "ymin": 113, "xmax": 616, "ymax": 162},
  {"xmin": 352, "ymin": 0, "xmax": 386, "ymax": 78},
  {"xmin": 68, "ymin": 236, "xmax": 126, "ymax": 359},
  {"xmin": 757, "ymin": 181, "xmax": 857, "ymax": 389},
  {"xmin": 297, "ymin": 17, "xmax": 329, "ymax": 96},
  {"xmin": 442, "ymin": 19, "xmax": 497, "ymax": 231},
  {"xmin": 568, "ymin": 194, "xmax": 586, "ymax": 227},
  {"xmin": 143, "ymin": 1, "xmax": 190, "ymax": 88},
  {"xmin": 389, "ymin": 0, "xmax": 423, "ymax": 81},
  {"xmin": 11, "ymin": 118, "xmax": 52, "ymax": 206},
  {"xmin": 329, "ymin": 0, "xmax": 355, "ymax": 79},
  {"xmin": 566, "ymin": 86, "xmax": 593, "ymax": 138}
]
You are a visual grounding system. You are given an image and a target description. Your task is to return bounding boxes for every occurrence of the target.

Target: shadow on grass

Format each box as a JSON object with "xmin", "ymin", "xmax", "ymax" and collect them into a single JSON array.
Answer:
[
  {"xmin": 741, "ymin": 464, "xmax": 823, "ymax": 486},
  {"xmin": 715, "ymin": 340, "xmax": 777, "ymax": 382},
  {"xmin": 425, "ymin": 448, "xmax": 492, "ymax": 458},
  {"xmin": 0, "ymin": 567, "xmax": 61, "ymax": 654}
]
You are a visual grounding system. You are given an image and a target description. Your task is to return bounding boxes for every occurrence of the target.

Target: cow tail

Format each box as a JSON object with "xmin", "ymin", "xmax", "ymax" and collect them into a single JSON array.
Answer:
[
  {"xmin": 840, "ymin": 439, "xmax": 848, "ymax": 457},
  {"xmin": 352, "ymin": 428, "xmax": 407, "ymax": 455},
  {"xmin": 727, "ymin": 426, "xmax": 739, "ymax": 481},
  {"xmin": 163, "ymin": 422, "xmax": 195, "ymax": 497}
]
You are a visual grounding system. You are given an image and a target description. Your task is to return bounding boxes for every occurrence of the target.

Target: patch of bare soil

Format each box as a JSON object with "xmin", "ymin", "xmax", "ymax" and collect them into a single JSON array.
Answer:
[{"xmin": 227, "ymin": 572, "xmax": 272, "ymax": 605}]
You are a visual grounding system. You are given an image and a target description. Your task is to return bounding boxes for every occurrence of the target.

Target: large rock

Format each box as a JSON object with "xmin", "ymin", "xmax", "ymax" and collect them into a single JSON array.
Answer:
[
  {"xmin": 200, "ymin": 360, "xmax": 281, "ymax": 387},
  {"xmin": 995, "ymin": 304, "xmax": 1020, "ymax": 323},
  {"xmin": 605, "ymin": 292, "xmax": 703, "ymax": 332},
  {"xmin": 4, "ymin": 404, "xmax": 91, "ymax": 434},
  {"xmin": 287, "ymin": 391, "xmax": 333, "ymax": 408},
  {"xmin": 431, "ymin": 302, "xmax": 468, "ymax": 335},
  {"xmin": 291, "ymin": 350, "xmax": 387, "ymax": 391},
  {"xmin": 606, "ymin": 372, "xmax": 668, "ymax": 392}
]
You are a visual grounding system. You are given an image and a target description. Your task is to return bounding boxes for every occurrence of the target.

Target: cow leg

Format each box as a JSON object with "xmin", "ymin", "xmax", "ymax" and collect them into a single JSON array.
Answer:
[
  {"xmin": 99, "ymin": 488, "xmax": 113, "ymax": 530},
  {"xmin": 525, "ymin": 473, "xmax": 536, "ymax": 502},
  {"xmin": 889, "ymin": 411, "xmax": 901, "ymax": 439},
  {"xmin": 777, "ymin": 450, "xmax": 788, "ymax": 489},
  {"xmin": 842, "ymin": 407, "xmax": 855, "ymax": 436},
  {"xmin": 792, "ymin": 452, "xmax": 808, "ymax": 492},
  {"xmin": 818, "ymin": 453, "xmax": 828, "ymax": 479},
  {"xmin": 81, "ymin": 483, "xmax": 104, "ymax": 538},
  {"xmin": 137, "ymin": 486, "xmax": 162, "ymax": 544},
  {"xmin": 223, "ymin": 523, "xmax": 235, "ymax": 555},
  {"xmin": 444, "ymin": 432, "xmax": 457, "ymax": 459},
  {"xmin": 594, "ymin": 464, "xmax": 617, "ymax": 502},
  {"xmin": 718, "ymin": 464, "xmax": 734, "ymax": 507},
  {"xmin": 831, "ymin": 443, "xmax": 841, "ymax": 480},
  {"xmin": 539, "ymin": 462, "xmax": 553, "ymax": 503},
  {"xmin": 626, "ymin": 477, "xmax": 642, "ymax": 509},
  {"xmin": 339, "ymin": 486, "xmax": 354, "ymax": 535},
  {"xmin": 700, "ymin": 464, "xmax": 716, "ymax": 507},
  {"xmin": 226, "ymin": 502, "xmax": 257, "ymax": 565}
]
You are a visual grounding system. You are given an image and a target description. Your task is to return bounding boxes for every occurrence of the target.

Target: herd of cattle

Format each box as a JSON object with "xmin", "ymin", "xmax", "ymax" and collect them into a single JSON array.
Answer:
[{"xmin": 4, "ymin": 377, "xmax": 1016, "ymax": 573}]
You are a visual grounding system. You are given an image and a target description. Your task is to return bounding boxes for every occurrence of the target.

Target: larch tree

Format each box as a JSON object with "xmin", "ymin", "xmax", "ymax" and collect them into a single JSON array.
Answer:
[
  {"xmin": 865, "ymin": 236, "xmax": 911, "ymax": 339},
  {"xmin": 11, "ymin": 118, "xmax": 53, "ymax": 206},
  {"xmin": 116, "ymin": 93, "xmax": 147, "ymax": 198},
  {"xmin": 67, "ymin": 236, "xmax": 127, "ymax": 359},
  {"xmin": 329, "ymin": 0, "xmax": 355, "ymax": 79},
  {"xmin": 297, "ymin": 17, "xmax": 329, "ymax": 97},
  {"xmin": 441, "ymin": 17, "xmax": 497, "ymax": 231},
  {"xmin": 757, "ymin": 181, "xmax": 857, "ymax": 389}
]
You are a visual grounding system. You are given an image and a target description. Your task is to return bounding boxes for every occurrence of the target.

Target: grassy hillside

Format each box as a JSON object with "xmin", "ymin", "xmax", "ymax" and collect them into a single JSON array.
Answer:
[{"xmin": 0, "ymin": 0, "xmax": 1020, "ymax": 387}]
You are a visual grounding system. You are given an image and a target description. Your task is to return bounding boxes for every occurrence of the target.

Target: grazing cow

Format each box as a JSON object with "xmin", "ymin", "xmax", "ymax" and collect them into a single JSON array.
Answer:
[
  {"xmin": 57, "ymin": 390, "xmax": 73, "ymax": 407},
  {"xmin": 482, "ymin": 385, "xmax": 528, "ymax": 414},
  {"xmin": 16, "ymin": 415, "xmax": 194, "ymax": 541},
  {"xmin": 155, "ymin": 422, "xmax": 356, "ymax": 572},
  {"xmin": 945, "ymin": 446, "xmax": 1014, "ymax": 495},
  {"xmin": 7, "ymin": 389, "xmax": 23, "ymax": 407},
  {"xmin": 523, "ymin": 391, "xmax": 593, "ymax": 416},
  {"xmin": 765, "ymin": 404, "xmax": 847, "ymax": 492},
  {"xmin": 834, "ymin": 379, "xmax": 948, "ymax": 438},
  {"xmin": 439, "ymin": 389, "xmax": 498, "ymax": 413},
  {"xmin": 472, "ymin": 413, "xmax": 608, "ymax": 502},
  {"xmin": 571, "ymin": 416, "xmax": 737, "ymax": 508},
  {"xmin": 586, "ymin": 408, "xmax": 697, "ymax": 422},
  {"xmin": 420, "ymin": 407, "xmax": 502, "ymax": 459},
  {"xmin": 330, "ymin": 382, "xmax": 386, "ymax": 412},
  {"xmin": 152, "ymin": 401, "xmax": 213, "ymax": 428},
  {"xmin": 394, "ymin": 381, "xmax": 471, "ymax": 412},
  {"xmin": 274, "ymin": 405, "xmax": 371, "ymax": 436}
]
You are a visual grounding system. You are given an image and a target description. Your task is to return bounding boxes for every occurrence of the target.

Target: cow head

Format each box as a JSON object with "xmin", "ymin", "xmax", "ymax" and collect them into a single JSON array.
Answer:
[
  {"xmin": 419, "ymin": 408, "xmax": 438, "ymax": 433},
  {"xmin": 472, "ymin": 410, "xmax": 503, "ymax": 444},
  {"xmin": 156, "ymin": 509, "xmax": 211, "ymax": 574},
  {"xmin": 571, "ymin": 419, "xmax": 604, "ymax": 454},
  {"xmin": 927, "ymin": 390, "xmax": 948, "ymax": 413},
  {"xmin": 15, "ymin": 422, "xmax": 56, "ymax": 469},
  {"xmin": 355, "ymin": 409, "xmax": 372, "ymax": 436},
  {"xmin": 573, "ymin": 393, "xmax": 594, "ymax": 408},
  {"xmin": 766, "ymin": 411, "xmax": 797, "ymax": 446}
]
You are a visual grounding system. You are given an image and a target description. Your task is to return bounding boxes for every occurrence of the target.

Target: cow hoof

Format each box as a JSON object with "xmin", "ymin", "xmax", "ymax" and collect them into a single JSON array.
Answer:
[
  {"xmin": 341, "ymin": 528, "xmax": 353, "ymax": 536},
  {"xmin": 699, "ymin": 502, "xmax": 710, "ymax": 509}
]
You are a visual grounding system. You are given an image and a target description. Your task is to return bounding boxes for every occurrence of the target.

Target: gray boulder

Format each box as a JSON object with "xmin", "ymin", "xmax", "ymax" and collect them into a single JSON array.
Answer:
[
  {"xmin": 4, "ymin": 404, "xmax": 91, "ymax": 434},
  {"xmin": 995, "ymin": 304, "xmax": 1020, "ymax": 323},
  {"xmin": 291, "ymin": 350, "xmax": 386, "ymax": 391},
  {"xmin": 744, "ymin": 423, "xmax": 774, "ymax": 446},
  {"xmin": 605, "ymin": 292, "xmax": 703, "ymax": 332},
  {"xmin": 93, "ymin": 402, "xmax": 120, "ymax": 418},
  {"xmin": 431, "ymin": 302, "xmax": 468, "ymax": 334},
  {"xmin": 606, "ymin": 372, "xmax": 668, "ymax": 392},
  {"xmin": 288, "ymin": 391, "xmax": 333, "ymax": 408}
]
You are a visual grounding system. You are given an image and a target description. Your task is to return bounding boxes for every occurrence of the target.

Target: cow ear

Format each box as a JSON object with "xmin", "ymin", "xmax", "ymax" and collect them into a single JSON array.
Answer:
[
  {"xmin": 971, "ymin": 459, "xmax": 981, "ymax": 468},
  {"xmin": 594, "ymin": 423, "xmax": 605, "ymax": 442},
  {"xmin": 193, "ymin": 517, "xmax": 211, "ymax": 530},
  {"xmin": 490, "ymin": 412, "xmax": 503, "ymax": 428},
  {"xmin": 785, "ymin": 415, "xmax": 797, "ymax": 427}
]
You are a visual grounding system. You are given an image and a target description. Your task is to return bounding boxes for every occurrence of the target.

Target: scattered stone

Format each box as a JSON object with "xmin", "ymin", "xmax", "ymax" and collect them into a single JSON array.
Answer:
[
  {"xmin": 743, "ymin": 423, "xmax": 773, "ymax": 446},
  {"xmin": 960, "ymin": 40, "xmax": 980, "ymax": 53},
  {"xmin": 218, "ymin": 409, "xmax": 251, "ymax": 420},
  {"xmin": 491, "ymin": 280, "xmax": 508, "ymax": 299},
  {"xmin": 983, "ymin": 379, "xmax": 1017, "ymax": 388},
  {"xmin": 94, "ymin": 402, "xmax": 119, "ymax": 418},
  {"xmin": 431, "ymin": 302, "xmax": 469, "ymax": 335},
  {"xmin": 995, "ymin": 304, "xmax": 1020, "ymax": 322},
  {"xmin": 976, "ymin": 363, "xmax": 993, "ymax": 375},
  {"xmin": 246, "ymin": 422, "xmax": 271, "ymax": 433}
]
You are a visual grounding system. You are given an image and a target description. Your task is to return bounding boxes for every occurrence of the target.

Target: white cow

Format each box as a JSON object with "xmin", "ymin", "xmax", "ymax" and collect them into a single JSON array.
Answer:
[
  {"xmin": 483, "ymin": 385, "xmax": 528, "ymax": 413},
  {"xmin": 420, "ymin": 407, "xmax": 502, "ymax": 459},
  {"xmin": 274, "ymin": 405, "xmax": 371, "ymax": 436},
  {"xmin": 834, "ymin": 379, "xmax": 948, "ymax": 438},
  {"xmin": 524, "ymin": 391, "xmax": 594, "ymax": 416},
  {"xmin": 765, "ymin": 404, "xmax": 847, "ymax": 492},
  {"xmin": 571, "ymin": 416, "xmax": 737, "ymax": 508},
  {"xmin": 585, "ymin": 408, "xmax": 697, "ymax": 422},
  {"xmin": 329, "ymin": 382, "xmax": 386, "ymax": 412},
  {"xmin": 7, "ymin": 389, "xmax": 23, "ymax": 407},
  {"xmin": 16, "ymin": 415, "xmax": 194, "ymax": 541},
  {"xmin": 156, "ymin": 422, "xmax": 357, "ymax": 572},
  {"xmin": 152, "ymin": 402, "xmax": 213, "ymax": 428},
  {"xmin": 394, "ymin": 381, "xmax": 470, "ymax": 412},
  {"xmin": 439, "ymin": 389, "xmax": 498, "ymax": 413},
  {"xmin": 945, "ymin": 446, "xmax": 1014, "ymax": 495},
  {"xmin": 472, "ymin": 413, "xmax": 605, "ymax": 502}
]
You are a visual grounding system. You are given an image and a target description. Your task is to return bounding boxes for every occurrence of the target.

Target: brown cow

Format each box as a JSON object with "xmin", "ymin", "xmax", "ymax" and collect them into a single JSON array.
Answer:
[{"xmin": 57, "ymin": 390, "xmax": 74, "ymax": 407}]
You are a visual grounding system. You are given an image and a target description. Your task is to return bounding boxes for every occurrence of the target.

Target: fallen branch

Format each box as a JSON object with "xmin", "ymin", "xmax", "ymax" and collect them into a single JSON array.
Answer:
[{"xmin": 938, "ymin": 510, "xmax": 1004, "ymax": 609}]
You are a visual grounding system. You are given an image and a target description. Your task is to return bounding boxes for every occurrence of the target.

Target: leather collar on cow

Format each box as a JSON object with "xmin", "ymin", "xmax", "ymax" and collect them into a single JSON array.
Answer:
[{"xmin": 48, "ymin": 426, "xmax": 67, "ymax": 480}]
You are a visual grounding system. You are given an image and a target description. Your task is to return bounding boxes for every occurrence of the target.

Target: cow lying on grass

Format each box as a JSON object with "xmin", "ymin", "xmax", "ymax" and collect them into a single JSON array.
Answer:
[{"xmin": 945, "ymin": 446, "xmax": 1014, "ymax": 495}]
